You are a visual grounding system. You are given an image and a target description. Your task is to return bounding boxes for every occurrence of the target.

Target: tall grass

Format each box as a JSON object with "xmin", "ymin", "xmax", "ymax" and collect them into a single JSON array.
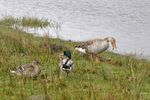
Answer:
[
  {"xmin": 0, "ymin": 16, "xmax": 49, "ymax": 28},
  {"xmin": 0, "ymin": 17, "xmax": 149, "ymax": 100}
]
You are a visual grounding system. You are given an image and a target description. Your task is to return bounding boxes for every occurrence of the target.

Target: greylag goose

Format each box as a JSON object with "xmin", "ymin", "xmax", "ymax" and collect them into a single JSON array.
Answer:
[
  {"xmin": 10, "ymin": 60, "xmax": 41, "ymax": 77},
  {"xmin": 74, "ymin": 37, "xmax": 117, "ymax": 63}
]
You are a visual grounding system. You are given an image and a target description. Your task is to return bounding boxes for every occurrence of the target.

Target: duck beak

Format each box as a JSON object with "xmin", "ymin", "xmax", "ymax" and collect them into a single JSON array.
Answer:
[{"xmin": 111, "ymin": 41, "xmax": 117, "ymax": 50}]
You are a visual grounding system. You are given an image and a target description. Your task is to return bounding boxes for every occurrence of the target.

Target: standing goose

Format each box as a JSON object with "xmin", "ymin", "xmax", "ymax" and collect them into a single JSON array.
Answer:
[
  {"xmin": 10, "ymin": 60, "xmax": 41, "ymax": 77},
  {"xmin": 74, "ymin": 37, "xmax": 117, "ymax": 63}
]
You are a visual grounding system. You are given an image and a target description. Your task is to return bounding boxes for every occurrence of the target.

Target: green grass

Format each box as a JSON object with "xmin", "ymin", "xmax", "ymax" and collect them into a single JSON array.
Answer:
[
  {"xmin": 0, "ymin": 16, "xmax": 50, "ymax": 28},
  {"xmin": 0, "ymin": 17, "xmax": 150, "ymax": 100}
]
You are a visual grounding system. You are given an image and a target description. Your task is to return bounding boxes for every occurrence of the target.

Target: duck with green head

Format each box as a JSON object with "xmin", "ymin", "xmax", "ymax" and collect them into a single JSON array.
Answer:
[{"xmin": 59, "ymin": 50, "xmax": 74, "ymax": 76}]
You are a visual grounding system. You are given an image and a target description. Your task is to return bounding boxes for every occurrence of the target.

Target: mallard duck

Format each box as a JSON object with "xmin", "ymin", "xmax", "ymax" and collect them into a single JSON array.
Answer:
[
  {"xmin": 74, "ymin": 37, "xmax": 117, "ymax": 63},
  {"xmin": 10, "ymin": 60, "xmax": 41, "ymax": 77},
  {"xmin": 59, "ymin": 50, "xmax": 74, "ymax": 76}
]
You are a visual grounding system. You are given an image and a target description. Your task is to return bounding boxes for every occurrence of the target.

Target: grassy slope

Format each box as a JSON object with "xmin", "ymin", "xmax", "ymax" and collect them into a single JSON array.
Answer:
[{"xmin": 0, "ymin": 17, "xmax": 150, "ymax": 100}]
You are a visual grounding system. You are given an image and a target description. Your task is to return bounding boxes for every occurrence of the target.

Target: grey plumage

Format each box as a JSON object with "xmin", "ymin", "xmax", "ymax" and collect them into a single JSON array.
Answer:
[
  {"xmin": 75, "ymin": 37, "xmax": 117, "ymax": 54},
  {"xmin": 74, "ymin": 37, "xmax": 117, "ymax": 63}
]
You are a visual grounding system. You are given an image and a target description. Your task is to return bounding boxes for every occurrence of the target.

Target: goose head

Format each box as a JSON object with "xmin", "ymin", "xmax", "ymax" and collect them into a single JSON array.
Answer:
[{"xmin": 105, "ymin": 37, "xmax": 117, "ymax": 50}]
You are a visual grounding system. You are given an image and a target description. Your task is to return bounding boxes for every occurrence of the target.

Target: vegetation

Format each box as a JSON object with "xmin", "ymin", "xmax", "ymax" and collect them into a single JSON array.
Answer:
[
  {"xmin": 0, "ymin": 16, "xmax": 49, "ymax": 28},
  {"xmin": 0, "ymin": 17, "xmax": 150, "ymax": 100}
]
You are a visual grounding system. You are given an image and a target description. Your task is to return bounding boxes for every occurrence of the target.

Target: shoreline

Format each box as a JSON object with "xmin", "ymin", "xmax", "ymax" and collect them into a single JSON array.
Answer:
[
  {"xmin": 0, "ymin": 16, "xmax": 150, "ymax": 99},
  {"xmin": 0, "ymin": 16, "xmax": 149, "ymax": 60},
  {"xmin": 15, "ymin": 26, "xmax": 150, "ymax": 60}
]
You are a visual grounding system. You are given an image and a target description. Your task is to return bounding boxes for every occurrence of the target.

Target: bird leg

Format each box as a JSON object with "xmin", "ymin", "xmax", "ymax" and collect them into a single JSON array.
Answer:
[
  {"xmin": 87, "ymin": 53, "xmax": 100, "ymax": 63},
  {"xmin": 88, "ymin": 53, "xmax": 94, "ymax": 61},
  {"xmin": 94, "ymin": 54, "xmax": 100, "ymax": 63},
  {"xmin": 66, "ymin": 72, "xmax": 69, "ymax": 77}
]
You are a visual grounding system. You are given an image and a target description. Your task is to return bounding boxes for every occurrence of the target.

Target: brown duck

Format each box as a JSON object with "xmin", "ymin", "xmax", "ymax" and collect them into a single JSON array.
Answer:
[{"xmin": 10, "ymin": 60, "xmax": 41, "ymax": 77}]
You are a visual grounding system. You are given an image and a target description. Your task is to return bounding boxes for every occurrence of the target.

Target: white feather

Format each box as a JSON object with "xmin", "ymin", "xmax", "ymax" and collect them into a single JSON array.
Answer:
[
  {"xmin": 10, "ymin": 70, "xmax": 16, "ymax": 74},
  {"xmin": 75, "ymin": 48, "xmax": 86, "ymax": 54}
]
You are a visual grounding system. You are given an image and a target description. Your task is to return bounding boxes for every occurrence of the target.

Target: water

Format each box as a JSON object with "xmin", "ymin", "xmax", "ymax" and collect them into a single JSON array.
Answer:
[{"xmin": 0, "ymin": 0, "xmax": 150, "ymax": 58}]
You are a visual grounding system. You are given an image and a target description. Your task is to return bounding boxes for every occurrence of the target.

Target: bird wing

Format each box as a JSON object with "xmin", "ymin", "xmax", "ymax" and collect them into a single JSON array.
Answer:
[
  {"xmin": 77, "ymin": 40, "xmax": 96, "ymax": 49},
  {"xmin": 19, "ymin": 64, "xmax": 34, "ymax": 72},
  {"xmin": 15, "ymin": 65, "xmax": 25, "ymax": 73}
]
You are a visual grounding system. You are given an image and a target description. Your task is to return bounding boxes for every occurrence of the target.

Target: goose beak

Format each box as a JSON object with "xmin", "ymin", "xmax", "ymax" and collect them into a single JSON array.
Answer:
[{"xmin": 111, "ymin": 41, "xmax": 117, "ymax": 50}]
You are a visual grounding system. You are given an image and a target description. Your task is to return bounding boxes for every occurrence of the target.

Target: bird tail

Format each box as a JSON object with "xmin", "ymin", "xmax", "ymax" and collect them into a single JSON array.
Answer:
[{"xmin": 10, "ymin": 70, "xmax": 17, "ymax": 74}]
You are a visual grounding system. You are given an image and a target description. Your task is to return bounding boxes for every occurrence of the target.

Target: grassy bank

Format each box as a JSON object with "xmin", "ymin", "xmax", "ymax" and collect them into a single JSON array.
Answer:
[
  {"xmin": 0, "ymin": 17, "xmax": 149, "ymax": 100},
  {"xmin": 0, "ymin": 16, "xmax": 50, "ymax": 28}
]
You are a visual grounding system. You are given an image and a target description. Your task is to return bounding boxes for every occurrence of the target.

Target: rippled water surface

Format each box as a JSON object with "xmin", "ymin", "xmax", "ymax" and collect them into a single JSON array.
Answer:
[{"xmin": 0, "ymin": 0, "xmax": 150, "ymax": 57}]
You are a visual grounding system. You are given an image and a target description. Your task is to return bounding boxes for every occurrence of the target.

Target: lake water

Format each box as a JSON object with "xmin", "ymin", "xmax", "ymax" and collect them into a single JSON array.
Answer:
[{"xmin": 0, "ymin": 0, "xmax": 150, "ymax": 58}]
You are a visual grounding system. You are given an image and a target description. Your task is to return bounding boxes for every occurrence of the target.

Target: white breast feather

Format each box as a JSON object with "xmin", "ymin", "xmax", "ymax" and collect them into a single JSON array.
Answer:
[{"xmin": 75, "ymin": 48, "xmax": 86, "ymax": 54}]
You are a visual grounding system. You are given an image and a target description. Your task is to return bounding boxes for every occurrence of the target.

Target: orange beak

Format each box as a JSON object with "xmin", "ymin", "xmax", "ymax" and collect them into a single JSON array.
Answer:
[{"xmin": 111, "ymin": 41, "xmax": 117, "ymax": 50}]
